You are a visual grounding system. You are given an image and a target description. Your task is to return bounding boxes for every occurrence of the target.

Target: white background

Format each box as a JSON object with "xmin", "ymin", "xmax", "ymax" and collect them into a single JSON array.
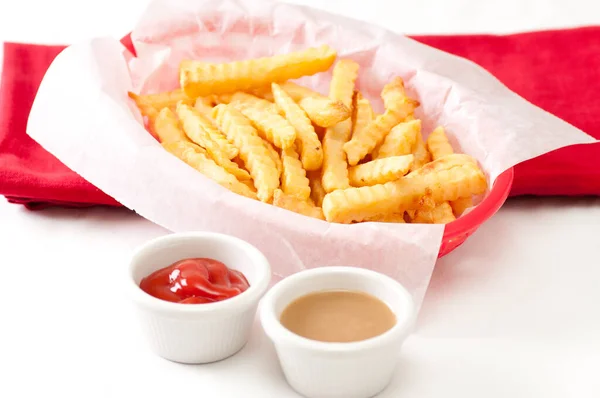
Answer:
[{"xmin": 1, "ymin": 1, "xmax": 600, "ymax": 397}]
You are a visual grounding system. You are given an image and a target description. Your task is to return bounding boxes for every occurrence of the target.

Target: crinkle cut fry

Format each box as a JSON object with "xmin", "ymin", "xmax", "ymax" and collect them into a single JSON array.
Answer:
[
  {"xmin": 321, "ymin": 59, "xmax": 359, "ymax": 193},
  {"xmin": 322, "ymin": 161, "xmax": 487, "ymax": 223},
  {"xmin": 180, "ymin": 45, "xmax": 337, "ymax": 97},
  {"xmin": 273, "ymin": 189, "xmax": 325, "ymax": 220},
  {"xmin": 212, "ymin": 104, "xmax": 280, "ymax": 203},
  {"xmin": 271, "ymin": 83, "xmax": 323, "ymax": 171},
  {"xmin": 281, "ymin": 147, "xmax": 311, "ymax": 201},
  {"xmin": 348, "ymin": 155, "xmax": 414, "ymax": 187},
  {"xmin": 344, "ymin": 77, "xmax": 418, "ymax": 166}
]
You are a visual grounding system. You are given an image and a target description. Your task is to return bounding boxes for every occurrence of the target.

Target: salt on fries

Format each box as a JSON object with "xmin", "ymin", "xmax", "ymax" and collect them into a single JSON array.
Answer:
[{"xmin": 129, "ymin": 46, "xmax": 488, "ymax": 224}]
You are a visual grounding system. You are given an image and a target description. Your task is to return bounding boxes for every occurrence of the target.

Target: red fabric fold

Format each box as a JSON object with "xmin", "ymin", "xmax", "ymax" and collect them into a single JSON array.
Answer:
[{"xmin": 0, "ymin": 28, "xmax": 598, "ymax": 208}]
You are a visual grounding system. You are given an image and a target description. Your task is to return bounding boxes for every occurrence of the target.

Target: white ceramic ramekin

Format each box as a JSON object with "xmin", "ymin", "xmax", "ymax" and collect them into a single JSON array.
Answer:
[
  {"xmin": 260, "ymin": 267, "xmax": 415, "ymax": 398},
  {"xmin": 128, "ymin": 232, "xmax": 271, "ymax": 364}
]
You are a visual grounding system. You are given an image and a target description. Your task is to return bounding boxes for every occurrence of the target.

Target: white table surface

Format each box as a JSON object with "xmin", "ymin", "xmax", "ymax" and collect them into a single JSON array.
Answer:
[{"xmin": 1, "ymin": 1, "xmax": 600, "ymax": 397}]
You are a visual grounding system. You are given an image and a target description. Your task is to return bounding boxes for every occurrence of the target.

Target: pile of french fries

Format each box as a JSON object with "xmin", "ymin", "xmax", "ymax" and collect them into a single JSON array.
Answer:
[{"xmin": 129, "ymin": 45, "xmax": 488, "ymax": 224}]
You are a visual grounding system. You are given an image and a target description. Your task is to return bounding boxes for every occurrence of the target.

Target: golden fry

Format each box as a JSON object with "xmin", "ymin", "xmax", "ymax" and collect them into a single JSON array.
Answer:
[
  {"xmin": 162, "ymin": 141, "xmax": 256, "ymax": 200},
  {"xmin": 255, "ymin": 81, "xmax": 351, "ymax": 128},
  {"xmin": 322, "ymin": 160, "xmax": 487, "ymax": 223},
  {"xmin": 130, "ymin": 89, "xmax": 194, "ymax": 111},
  {"xmin": 272, "ymin": 189, "xmax": 325, "ymax": 220},
  {"xmin": 365, "ymin": 213, "xmax": 406, "ymax": 223},
  {"xmin": 180, "ymin": 45, "xmax": 337, "ymax": 97},
  {"xmin": 254, "ymin": 82, "xmax": 322, "ymax": 102},
  {"xmin": 410, "ymin": 129, "xmax": 431, "ymax": 171},
  {"xmin": 212, "ymin": 104, "xmax": 280, "ymax": 202},
  {"xmin": 344, "ymin": 77, "xmax": 418, "ymax": 165},
  {"xmin": 351, "ymin": 92, "xmax": 373, "ymax": 140},
  {"xmin": 176, "ymin": 104, "xmax": 248, "ymax": 181},
  {"xmin": 298, "ymin": 97, "xmax": 351, "ymax": 128},
  {"xmin": 281, "ymin": 147, "xmax": 311, "ymax": 201},
  {"xmin": 424, "ymin": 126, "xmax": 473, "ymax": 215},
  {"xmin": 412, "ymin": 202, "xmax": 456, "ymax": 224},
  {"xmin": 450, "ymin": 196, "xmax": 473, "ymax": 216},
  {"xmin": 272, "ymin": 83, "xmax": 323, "ymax": 171},
  {"xmin": 321, "ymin": 60, "xmax": 359, "ymax": 193},
  {"xmin": 375, "ymin": 120, "xmax": 420, "ymax": 159},
  {"xmin": 348, "ymin": 155, "xmax": 414, "ymax": 187},
  {"xmin": 261, "ymin": 138, "xmax": 283, "ymax": 177},
  {"xmin": 230, "ymin": 93, "xmax": 296, "ymax": 149},
  {"xmin": 307, "ymin": 170, "xmax": 326, "ymax": 208},
  {"xmin": 329, "ymin": 60, "xmax": 360, "ymax": 108},
  {"xmin": 153, "ymin": 108, "xmax": 190, "ymax": 144},
  {"xmin": 194, "ymin": 97, "xmax": 215, "ymax": 118},
  {"xmin": 230, "ymin": 92, "xmax": 278, "ymax": 113},
  {"xmin": 427, "ymin": 126, "xmax": 454, "ymax": 160}
]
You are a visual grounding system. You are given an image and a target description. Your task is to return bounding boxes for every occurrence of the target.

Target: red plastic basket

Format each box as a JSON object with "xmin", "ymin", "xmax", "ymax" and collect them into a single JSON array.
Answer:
[{"xmin": 438, "ymin": 167, "xmax": 514, "ymax": 257}]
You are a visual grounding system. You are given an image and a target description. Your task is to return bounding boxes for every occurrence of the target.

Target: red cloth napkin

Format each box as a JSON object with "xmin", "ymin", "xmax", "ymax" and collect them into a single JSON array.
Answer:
[{"xmin": 1, "ymin": 27, "xmax": 598, "ymax": 208}]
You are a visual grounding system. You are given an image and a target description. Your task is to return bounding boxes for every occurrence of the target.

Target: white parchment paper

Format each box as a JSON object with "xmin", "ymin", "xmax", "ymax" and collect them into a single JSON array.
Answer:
[{"xmin": 26, "ymin": 0, "xmax": 594, "ymax": 306}]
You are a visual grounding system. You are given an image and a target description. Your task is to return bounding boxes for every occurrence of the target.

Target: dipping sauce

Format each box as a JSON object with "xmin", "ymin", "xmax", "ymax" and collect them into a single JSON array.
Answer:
[
  {"xmin": 279, "ymin": 290, "xmax": 396, "ymax": 343},
  {"xmin": 140, "ymin": 258, "xmax": 250, "ymax": 304}
]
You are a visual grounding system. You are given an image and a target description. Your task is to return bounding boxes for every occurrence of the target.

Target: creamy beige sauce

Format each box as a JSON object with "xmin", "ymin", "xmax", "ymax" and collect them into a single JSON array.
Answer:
[{"xmin": 279, "ymin": 290, "xmax": 396, "ymax": 343}]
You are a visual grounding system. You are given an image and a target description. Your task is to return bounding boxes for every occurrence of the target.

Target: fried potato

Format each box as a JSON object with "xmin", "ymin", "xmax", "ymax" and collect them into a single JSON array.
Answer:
[
  {"xmin": 130, "ymin": 88, "xmax": 194, "ymax": 111},
  {"xmin": 298, "ymin": 97, "xmax": 351, "ymax": 128},
  {"xmin": 344, "ymin": 77, "xmax": 418, "ymax": 166},
  {"xmin": 322, "ymin": 160, "xmax": 487, "ymax": 223},
  {"xmin": 410, "ymin": 128, "xmax": 431, "ymax": 171},
  {"xmin": 176, "ymin": 104, "xmax": 249, "ymax": 182},
  {"xmin": 261, "ymin": 138, "xmax": 283, "ymax": 176},
  {"xmin": 427, "ymin": 126, "xmax": 454, "ymax": 160},
  {"xmin": 425, "ymin": 127, "xmax": 473, "ymax": 214},
  {"xmin": 272, "ymin": 83, "xmax": 323, "ymax": 171},
  {"xmin": 253, "ymin": 82, "xmax": 321, "ymax": 102},
  {"xmin": 321, "ymin": 60, "xmax": 359, "ymax": 193},
  {"xmin": 412, "ymin": 202, "xmax": 456, "ymax": 224},
  {"xmin": 307, "ymin": 170, "xmax": 326, "ymax": 208},
  {"xmin": 321, "ymin": 123, "xmax": 352, "ymax": 192},
  {"xmin": 365, "ymin": 213, "xmax": 406, "ymax": 223},
  {"xmin": 230, "ymin": 92, "xmax": 278, "ymax": 113},
  {"xmin": 163, "ymin": 141, "xmax": 256, "ymax": 200},
  {"xmin": 273, "ymin": 189, "xmax": 325, "ymax": 220},
  {"xmin": 212, "ymin": 104, "xmax": 280, "ymax": 202},
  {"xmin": 180, "ymin": 45, "xmax": 337, "ymax": 97},
  {"xmin": 450, "ymin": 196, "xmax": 473, "ymax": 216},
  {"xmin": 351, "ymin": 92, "xmax": 374, "ymax": 140},
  {"xmin": 255, "ymin": 81, "xmax": 351, "ymax": 128},
  {"xmin": 348, "ymin": 155, "xmax": 414, "ymax": 187},
  {"xmin": 281, "ymin": 147, "xmax": 311, "ymax": 201},
  {"xmin": 193, "ymin": 97, "xmax": 215, "ymax": 118},
  {"xmin": 152, "ymin": 108, "xmax": 190, "ymax": 144},
  {"xmin": 230, "ymin": 93, "xmax": 296, "ymax": 149},
  {"xmin": 330, "ymin": 60, "xmax": 360, "ymax": 108},
  {"xmin": 375, "ymin": 119, "xmax": 420, "ymax": 159}
]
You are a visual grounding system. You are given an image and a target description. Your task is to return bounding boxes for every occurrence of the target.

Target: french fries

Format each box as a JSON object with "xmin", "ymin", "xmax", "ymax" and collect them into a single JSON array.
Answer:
[
  {"xmin": 321, "ymin": 60, "xmax": 359, "ymax": 193},
  {"xmin": 230, "ymin": 93, "xmax": 296, "ymax": 149},
  {"xmin": 343, "ymin": 77, "xmax": 418, "ymax": 166},
  {"xmin": 181, "ymin": 45, "xmax": 337, "ymax": 97},
  {"xmin": 129, "ymin": 47, "xmax": 490, "ymax": 225},
  {"xmin": 271, "ymin": 83, "xmax": 323, "ymax": 170},
  {"xmin": 281, "ymin": 147, "xmax": 311, "ymax": 201},
  {"xmin": 212, "ymin": 104, "xmax": 280, "ymax": 202},
  {"xmin": 348, "ymin": 155, "xmax": 413, "ymax": 187}
]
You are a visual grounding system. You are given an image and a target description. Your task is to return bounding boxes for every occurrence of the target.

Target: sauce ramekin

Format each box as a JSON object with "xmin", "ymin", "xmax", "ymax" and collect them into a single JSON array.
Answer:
[
  {"xmin": 128, "ymin": 232, "xmax": 271, "ymax": 364},
  {"xmin": 260, "ymin": 267, "xmax": 415, "ymax": 398}
]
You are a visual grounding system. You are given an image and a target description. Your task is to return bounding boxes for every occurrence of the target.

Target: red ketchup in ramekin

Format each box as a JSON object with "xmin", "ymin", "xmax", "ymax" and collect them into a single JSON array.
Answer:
[{"xmin": 140, "ymin": 258, "xmax": 250, "ymax": 304}]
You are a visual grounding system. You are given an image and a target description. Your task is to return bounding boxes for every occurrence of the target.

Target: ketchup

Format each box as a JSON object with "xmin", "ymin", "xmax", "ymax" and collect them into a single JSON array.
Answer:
[{"xmin": 140, "ymin": 258, "xmax": 250, "ymax": 304}]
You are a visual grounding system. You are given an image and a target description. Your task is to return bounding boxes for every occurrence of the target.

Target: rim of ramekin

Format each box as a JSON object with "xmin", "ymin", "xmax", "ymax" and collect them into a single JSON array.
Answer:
[
  {"xmin": 260, "ymin": 266, "xmax": 415, "ymax": 354},
  {"xmin": 127, "ymin": 232, "xmax": 271, "ymax": 316}
]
